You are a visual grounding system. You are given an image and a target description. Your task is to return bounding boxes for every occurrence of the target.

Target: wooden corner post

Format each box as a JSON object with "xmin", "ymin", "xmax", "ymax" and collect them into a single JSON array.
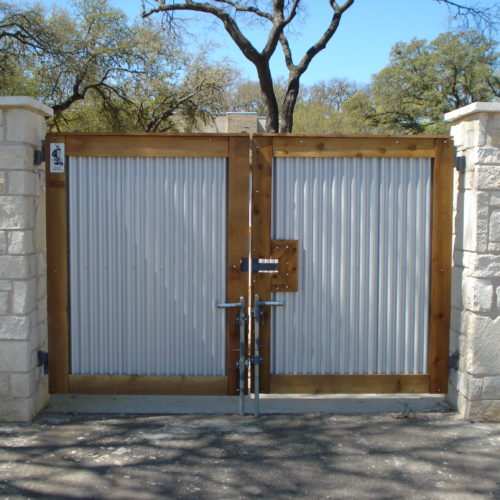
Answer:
[
  {"xmin": 46, "ymin": 134, "xmax": 70, "ymax": 394},
  {"xmin": 428, "ymin": 138, "xmax": 454, "ymax": 393}
]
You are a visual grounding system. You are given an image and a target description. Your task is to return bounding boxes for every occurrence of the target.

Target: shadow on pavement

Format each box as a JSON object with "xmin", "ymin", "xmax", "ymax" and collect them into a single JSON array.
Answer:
[{"xmin": 1, "ymin": 412, "xmax": 499, "ymax": 499}]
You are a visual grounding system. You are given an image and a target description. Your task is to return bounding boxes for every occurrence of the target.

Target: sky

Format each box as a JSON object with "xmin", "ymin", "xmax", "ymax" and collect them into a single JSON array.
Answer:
[{"xmin": 42, "ymin": 0, "xmax": 494, "ymax": 85}]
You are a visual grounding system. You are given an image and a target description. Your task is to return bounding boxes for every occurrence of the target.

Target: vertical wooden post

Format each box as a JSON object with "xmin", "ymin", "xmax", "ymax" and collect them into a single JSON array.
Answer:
[
  {"xmin": 251, "ymin": 136, "xmax": 274, "ymax": 393},
  {"xmin": 46, "ymin": 134, "xmax": 70, "ymax": 393},
  {"xmin": 428, "ymin": 138, "xmax": 454, "ymax": 393},
  {"xmin": 226, "ymin": 136, "xmax": 250, "ymax": 395}
]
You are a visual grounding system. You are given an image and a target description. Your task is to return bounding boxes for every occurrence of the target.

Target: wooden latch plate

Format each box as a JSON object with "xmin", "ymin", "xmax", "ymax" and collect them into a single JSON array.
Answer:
[{"xmin": 270, "ymin": 239, "xmax": 298, "ymax": 292}]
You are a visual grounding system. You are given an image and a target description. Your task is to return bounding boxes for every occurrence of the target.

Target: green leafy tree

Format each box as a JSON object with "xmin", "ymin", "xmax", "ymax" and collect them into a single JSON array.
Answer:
[
  {"xmin": 0, "ymin": 0, "xmax": 229, "ymax": 131},
  {"xmin": 292, "ymin": 78, "xmax": 369, "ymax": 133},
  {"xmin": 293, "ymin": 89, "xmax": 376, "ymax": 134},
  {"xmin": 371, "ymin": 31, "xmax": 499, "ymax": 134},
  {"xmin": 305, "ymin": 78, "xmax": 361, "ymax": 110}
]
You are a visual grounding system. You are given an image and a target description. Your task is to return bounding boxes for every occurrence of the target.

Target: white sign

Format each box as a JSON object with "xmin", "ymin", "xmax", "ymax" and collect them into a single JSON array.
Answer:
[{"xmin": 50, "ymin": 143, "xmax": 65, "ymax": 173}]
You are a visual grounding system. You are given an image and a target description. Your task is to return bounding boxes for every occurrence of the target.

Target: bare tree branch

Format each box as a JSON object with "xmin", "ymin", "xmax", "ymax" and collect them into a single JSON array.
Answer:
[
  {"xmin": 143, "ymin": 0, "xmax": 359, "ymax": 131},
  {"xmin": 144, "ymin": 81, "xmax": 216, "ymax": 131},
  {"xmin": 435, "ymin": 0, "xmax": 499, "ymax": 33},
  {"xmin": 212, "ymin": 0, "xmax": 272, "ymax": 19},
  {"xmin": 295, "ymin": 0, "xmax": 354, "ymax": 76},
  {"xmin": 143, "ymin": 1, "xmax": 263, "ymax": 63}
]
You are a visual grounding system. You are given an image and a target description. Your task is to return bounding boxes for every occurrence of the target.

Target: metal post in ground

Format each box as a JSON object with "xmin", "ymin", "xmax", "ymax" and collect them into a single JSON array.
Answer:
[
  {"xmin": 217, "ymin": 297, "xmax": 248, "ymax": 416},
  {"xmin": 253, "ymin": 295, "xmax": 283, "ymax": 417}
]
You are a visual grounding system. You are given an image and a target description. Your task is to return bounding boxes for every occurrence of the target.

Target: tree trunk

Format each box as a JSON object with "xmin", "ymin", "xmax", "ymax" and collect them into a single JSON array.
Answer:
[
  {"xmin": 280, "ymin": 74, "xmax": 300, "ymax": 133},
  {"xmin": 255, "ymin": 60, "xmax": 280, "ymax": 133}
]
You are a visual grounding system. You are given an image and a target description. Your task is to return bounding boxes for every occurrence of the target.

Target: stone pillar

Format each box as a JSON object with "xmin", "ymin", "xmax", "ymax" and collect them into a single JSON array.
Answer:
[
  {"xmin": 445, "ymin": 102, "xmax": 500, "ymax": 421},
  {"xmin": 0, "ymin": 97, "xmax": 53, "ymax": 421}
]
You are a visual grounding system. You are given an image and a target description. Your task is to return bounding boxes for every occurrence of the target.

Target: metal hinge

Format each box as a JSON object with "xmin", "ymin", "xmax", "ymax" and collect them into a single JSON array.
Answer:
[
  {"xmin": 454, "ymin": 146, "xmax": 466, "ymax": 173},
  {"xmin": 448, "ymin": 351, "xmax": 459, "ymax": 371},
  {"xmin": 34, "ymin": 140, "xmax": 45, "ymax": 165},
  {"xmin": 38, "ymin": 351, "xmax": 48, "ymax": 374}
]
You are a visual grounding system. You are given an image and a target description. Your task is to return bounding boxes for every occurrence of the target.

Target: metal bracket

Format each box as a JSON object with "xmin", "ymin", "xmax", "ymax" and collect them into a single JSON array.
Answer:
[
  {"xmin": 34, "ymin": 140, "xmax": 45, "ymax": 165},
  {"xmin": 236, "ymin": 359, "xmax": 250, "ymax": 369},
  {"xmin": 37, "ymin": 351, "xmax": 48, "ymax": 374},
  {"xmin": 235, "ymin": 314, "xmax": 248, "ymax": 326},
  {"xmin": 448, "ymin": 351, "xmax": 459, "ymax": 371},
  {"xmin": 454, "ymin": 146, "xmax": 466, "ymax": 173},
  {"xmin": 251, "ymin": 354, "xmax": 263, "ymax": 364}
]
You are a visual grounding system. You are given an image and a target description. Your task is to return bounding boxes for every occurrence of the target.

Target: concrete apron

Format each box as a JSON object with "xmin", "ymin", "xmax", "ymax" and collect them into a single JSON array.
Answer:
[{"xmin": 47, "ymin": 394, "xmax": 450, "ymax": 415}]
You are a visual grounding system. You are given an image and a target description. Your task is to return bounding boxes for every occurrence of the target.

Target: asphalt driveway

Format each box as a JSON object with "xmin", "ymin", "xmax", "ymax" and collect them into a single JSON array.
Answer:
[{"xmin": 1, "ymin": 409, "xmax": 499, "ymax": 499}]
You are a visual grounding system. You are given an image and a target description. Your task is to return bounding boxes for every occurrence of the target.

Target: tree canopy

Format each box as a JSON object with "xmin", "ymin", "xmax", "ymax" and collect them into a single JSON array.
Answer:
[
  {"xmin": 371, "ymin": 30, "xmax": 499, "ymax": 134},
  {"xmin": 0, "ymin": 0, "xmax": 231, "ymax": 131},
  {"xmin": 281, "ymin": 30, "xmax": 498, "ymax": 135},
  {"xmin": 1, "ymin": 0, "xmax": 497, "ymax": 134}
]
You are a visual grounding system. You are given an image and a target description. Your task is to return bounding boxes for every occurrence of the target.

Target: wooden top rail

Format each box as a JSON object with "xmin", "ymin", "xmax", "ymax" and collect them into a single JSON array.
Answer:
[
  {"xmin": 46, "ymin": 133, "xmax": 452, "ymax": 159},
  {"xmin": 268, "ymin": 136, "xmax": 451, "ymax": 158},
  {"xmin": 46, "ymin": 133, "xmax": 250, "ymax": 158}
]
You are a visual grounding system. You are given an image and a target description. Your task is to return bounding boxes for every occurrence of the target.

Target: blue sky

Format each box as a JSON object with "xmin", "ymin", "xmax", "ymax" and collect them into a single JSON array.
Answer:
[{"xmin": 43, "ymin": 0, "xmax": 494, "ymax": 85}]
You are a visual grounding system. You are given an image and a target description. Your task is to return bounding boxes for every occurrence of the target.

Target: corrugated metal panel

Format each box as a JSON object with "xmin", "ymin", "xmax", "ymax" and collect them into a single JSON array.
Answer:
[
  {"xmin": 271, "ymin": 157, "xmax": 432, "ymax": 375},
  {"xmin": 69, "ymin": 157, "xmax": 227, "ymax": 376}
]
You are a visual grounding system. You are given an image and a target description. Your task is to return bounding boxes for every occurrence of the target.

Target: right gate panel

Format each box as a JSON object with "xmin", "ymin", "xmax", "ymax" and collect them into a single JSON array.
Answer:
[
  {"xmin": 251, "ymin": 136, "xmax": 453, "ymax": 395},
  {"xmin": 271, "ymin": 157, "xmax": 432, "ymax": 377}
]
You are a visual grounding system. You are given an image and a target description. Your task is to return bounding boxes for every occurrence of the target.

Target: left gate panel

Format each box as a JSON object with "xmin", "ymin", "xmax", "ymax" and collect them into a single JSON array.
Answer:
[
  {"xmin": 46, "ymin": 134, "xmax": 249, "ymax": 395},
  {"xmin": 69, "ymin": 156, "xmax": 227, "ymax": 377}
]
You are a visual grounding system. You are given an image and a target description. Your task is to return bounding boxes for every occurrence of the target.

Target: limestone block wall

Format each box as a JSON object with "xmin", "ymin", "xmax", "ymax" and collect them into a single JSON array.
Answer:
[
  {"xmin": 0, "ymin": 97, "xmax": 53, "ymax": 421},
  {"xmin": 446, "ymin": 102, "xmax": 500, "ymax": 421}
]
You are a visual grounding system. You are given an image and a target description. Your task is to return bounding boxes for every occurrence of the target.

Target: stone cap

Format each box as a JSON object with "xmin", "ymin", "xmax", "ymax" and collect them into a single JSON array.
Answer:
[
  {"xmin": 0, "ymin": 96, "xmax": 53, "ymax": 117},
  {"xmin": 445, "ymin": 102, "xmax": 500, "ymax": 123}
]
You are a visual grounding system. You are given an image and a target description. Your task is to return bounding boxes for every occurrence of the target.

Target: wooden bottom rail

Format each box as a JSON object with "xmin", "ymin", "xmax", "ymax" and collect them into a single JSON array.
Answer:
[
  {"xmin": 67, "ymin": 375, "xmax": 227, "ymax": 395},
  {"xmin": 269, "ymin": 374, "xmax": 430, "ymax": 394}
]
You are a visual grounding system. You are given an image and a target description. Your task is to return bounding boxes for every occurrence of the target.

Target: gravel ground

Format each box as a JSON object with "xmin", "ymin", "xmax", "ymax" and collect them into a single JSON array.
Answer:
[{"xmin": 0, "ymin": 411, "xmax": 499, "ymax": 499}]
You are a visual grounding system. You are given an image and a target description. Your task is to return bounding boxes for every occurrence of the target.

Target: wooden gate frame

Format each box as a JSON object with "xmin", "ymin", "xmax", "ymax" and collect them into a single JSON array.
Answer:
[
  {"xmin": 46, "ymin": 133, "xmax": 249, "ymax": 395},
  {"xmin": 251, "ymin": 135, "xmax": 453, "ymax": 394},
  {"xmin": 47, "ymin": 133, "xmax": 453, "ymax": 396}
]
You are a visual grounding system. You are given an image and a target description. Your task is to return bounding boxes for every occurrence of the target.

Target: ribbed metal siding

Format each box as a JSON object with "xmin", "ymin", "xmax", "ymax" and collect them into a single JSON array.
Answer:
[
  {"xmin": 271, "ymin": 157, "xmax": 432, "ymax": 375},
  {"xmin": 69, "ymin": 157, "xmax": 227, "ymax": 376}
]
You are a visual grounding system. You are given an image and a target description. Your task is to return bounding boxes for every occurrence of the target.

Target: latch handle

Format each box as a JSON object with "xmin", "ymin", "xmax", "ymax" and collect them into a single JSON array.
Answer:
[
  {"xmin": 216, "ymin": 301, "xmax": 242, "ymax": 308},
  {"xmin": 257, "ymin": 300, "xmax": 283, "ymax": 307}
]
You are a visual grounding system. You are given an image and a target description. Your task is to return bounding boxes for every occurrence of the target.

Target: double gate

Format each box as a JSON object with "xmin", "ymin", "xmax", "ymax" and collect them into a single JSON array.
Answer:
[{"xmin": 46, "ymin": 133, "xmax": 453, "ymax": 396}]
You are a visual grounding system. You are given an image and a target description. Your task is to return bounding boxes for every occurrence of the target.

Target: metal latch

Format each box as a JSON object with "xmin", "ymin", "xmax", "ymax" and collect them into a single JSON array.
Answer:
[{"xmin": 240, "ymin": 258, "xmax": 279, "ymax": 273}]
